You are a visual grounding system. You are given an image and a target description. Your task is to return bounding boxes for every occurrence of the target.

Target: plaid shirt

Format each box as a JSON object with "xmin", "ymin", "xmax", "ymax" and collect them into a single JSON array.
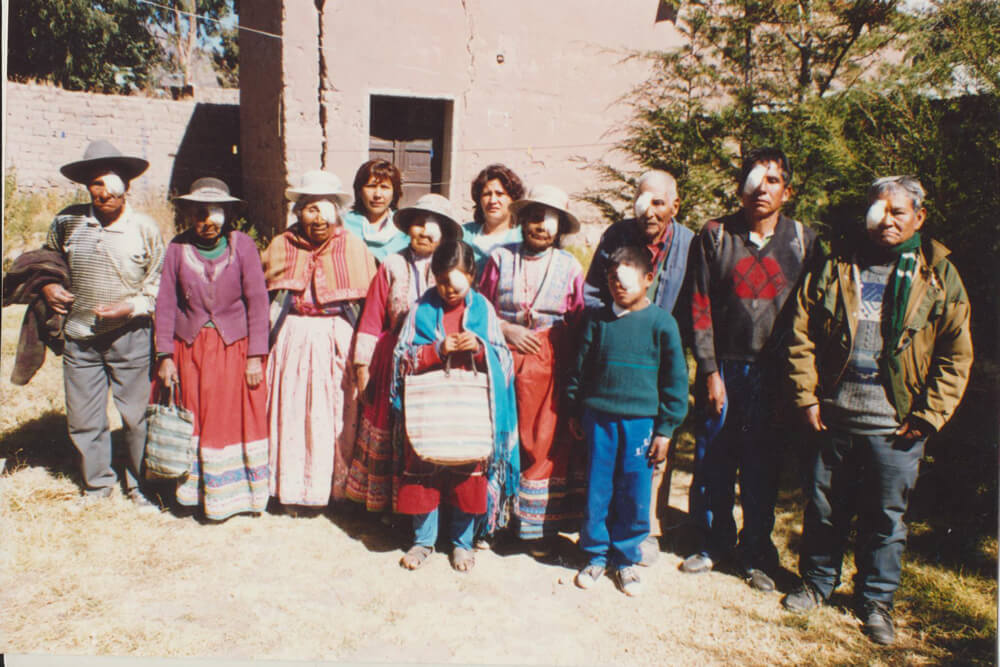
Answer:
[{"xmin": 45, "ymin": 203, "xmax": 165, "ymax": 340}]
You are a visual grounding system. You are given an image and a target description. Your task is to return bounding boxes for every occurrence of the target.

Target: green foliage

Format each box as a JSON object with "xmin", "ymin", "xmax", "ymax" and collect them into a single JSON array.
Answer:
[
  {"xmin": 7, "ymin": 0, "xmax": 160, "ymax": 93},
  {"xmin": 147, "ymin": 0, "xmax": 238, "ymax": 88}
]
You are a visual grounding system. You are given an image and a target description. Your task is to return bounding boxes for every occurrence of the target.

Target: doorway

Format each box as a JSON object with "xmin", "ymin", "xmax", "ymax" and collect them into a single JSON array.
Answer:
[{"xmin": 369, "ymin": 95, "xmax": 453, "ymax": 207}]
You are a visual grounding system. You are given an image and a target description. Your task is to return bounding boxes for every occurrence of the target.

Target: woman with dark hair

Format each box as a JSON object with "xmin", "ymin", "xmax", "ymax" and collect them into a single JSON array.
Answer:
[
  {"xmin": 463, "ymin": 164, "xmax": 526, "ymax": 271},
  {"xmin": 390, "ymin": 240, "xmax": 519, "ymax": 572},
  {"xmin": 262, "ymin": 170, "xmax": 378, "ymax": 511},
  {"xmin": 342, "ymin": 159, "xmax": 409, "ymax": 261},
  {"xmin": 153, "ymin": 177, "xmax": 269, "ymax": 520},
  {"xmin": 346, "ymin": 194, "xmax": 463, "ymax": 513},
  {"xmin": 479, "ymin": 184, "xmax": 587, "ymax": 553}
]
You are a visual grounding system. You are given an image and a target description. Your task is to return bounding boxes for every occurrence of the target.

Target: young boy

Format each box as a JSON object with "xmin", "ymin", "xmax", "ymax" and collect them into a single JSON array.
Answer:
[{"xmin": 566, "ymin": 245, "xmax": 689, "ymax": 595}]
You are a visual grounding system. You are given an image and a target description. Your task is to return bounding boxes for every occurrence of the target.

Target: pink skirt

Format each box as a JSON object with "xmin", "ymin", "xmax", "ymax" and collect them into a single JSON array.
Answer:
[{"xmin": 266, "ymin": 314, "xmax": 359, "ymax": 506}]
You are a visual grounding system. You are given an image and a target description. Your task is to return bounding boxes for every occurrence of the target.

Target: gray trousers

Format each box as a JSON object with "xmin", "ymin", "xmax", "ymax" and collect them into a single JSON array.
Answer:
[{"xmin": 63, "ymin": 321, "xmax": 152, "ymax": 495}]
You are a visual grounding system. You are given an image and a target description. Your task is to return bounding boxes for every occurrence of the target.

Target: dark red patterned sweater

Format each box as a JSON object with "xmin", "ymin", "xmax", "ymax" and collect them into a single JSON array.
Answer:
[{"xmin": 690, "ymin": 211, "xmax": 817, "ymax": 376}]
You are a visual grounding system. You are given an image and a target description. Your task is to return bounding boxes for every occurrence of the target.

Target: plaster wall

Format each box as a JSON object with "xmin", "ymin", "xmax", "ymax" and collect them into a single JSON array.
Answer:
[{"xmin": 251, "ymin": 0, "xmax": 683, "ymax": 228}]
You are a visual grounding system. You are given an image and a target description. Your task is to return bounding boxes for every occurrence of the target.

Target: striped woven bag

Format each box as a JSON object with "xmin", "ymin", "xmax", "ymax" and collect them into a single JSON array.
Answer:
[
  {"xmin": 404, "ymin": 353, "xmax": 494, "ymax": 465},
  {"xmin": 144, "ymin": 385, "xmax": 196, "ymax": 479}
]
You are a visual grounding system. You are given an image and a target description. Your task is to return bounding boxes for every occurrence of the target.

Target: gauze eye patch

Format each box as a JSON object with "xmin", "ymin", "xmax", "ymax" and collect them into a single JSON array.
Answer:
[
  {"xmin": 615, "ymin": 264, "xmax": 641, "ymax": 294},
  {"xmin": 316, "ymin": 200, "xmax": 338, "ymax": 223},
  {"xmin": 448, "ymin": 269, "xmax": 470, "ymax": 296},
  {"xmin": 634, "ymin": 192, "xmax": 655, "ymax": 219},
  {"xmin": 866, "ymin": 200, "xmax": 887, "ymax": 229},
  {"xmin": 743, "ymin": 164, "xmax": 768, "ymax": 195},
  {"xmin": 541, "ymin": 209, "xmax": 559, "ymax": 236},
  {"xmin": 207, "ymin": 206, "xmax": 226, "ymax": 225},
  {"xmin": 100, "ymin": 173, "xmax": 126, "ymax": 196}
]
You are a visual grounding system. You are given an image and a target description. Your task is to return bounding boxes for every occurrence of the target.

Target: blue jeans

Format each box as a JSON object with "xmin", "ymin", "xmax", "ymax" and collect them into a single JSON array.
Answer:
[
  {"xmin": 579, "ymin": 408, "xmax": 655, "ymax": 568},
  {"xmin": 413, "ymin": 507, "xmax": 477, "ymax": 551},
  {"xmin": 799, "ymin": 428, "xmax": 925, "ymax": 607},
  {"xmin": 690, "ymin": 361, "xmax": 781, "ymax": 571}
]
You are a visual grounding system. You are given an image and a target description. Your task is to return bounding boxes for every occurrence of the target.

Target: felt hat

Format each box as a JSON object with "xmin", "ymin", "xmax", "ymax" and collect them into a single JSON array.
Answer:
[
  {"xmin": 60, "ymin": 140, "xmax": 149, "ymax": 184},
  {"xmin": 394, "ymin": 193, "xmax": 463, "ymax": 240},
  {"xmin": 173, "ymin": 177, "xmax": 243, "ymax": 205},
  {"xmin": 285, "ymin": 170, "xmax": 353, "ymax": 209},
  {"xmin": 509, "ymin": 184, "xmax": 580, "ymax": 235}
]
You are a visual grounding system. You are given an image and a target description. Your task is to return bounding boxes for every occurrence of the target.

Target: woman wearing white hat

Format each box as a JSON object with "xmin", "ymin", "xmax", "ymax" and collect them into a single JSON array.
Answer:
[
  {"xmin": 479, "ymin": 184, "xmax": 587, "ymax": 552},
  {"xmin": 154, "ymin": 177, "xmax": 270, "ymax": 520},
  {"xmin": 346, "ymin": 194, "xmax": 464, "ymax": 513},
  {"xmin": 261, "ymin": 171, "xmax": 378, "ymax": 510}
]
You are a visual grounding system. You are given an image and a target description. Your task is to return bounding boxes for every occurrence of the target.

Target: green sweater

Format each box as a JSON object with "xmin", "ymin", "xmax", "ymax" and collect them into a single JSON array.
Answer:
[{"xmin": 566, "ymin": 304, "xmax": 689, "ymax": 437}]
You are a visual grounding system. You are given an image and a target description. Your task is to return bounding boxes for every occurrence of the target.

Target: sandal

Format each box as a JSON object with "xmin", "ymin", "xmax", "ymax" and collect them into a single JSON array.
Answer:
[
  {"xmin": 400, "ymin": 545, "xmax": 433, "ymax": 570},
  {"xmin": 451, "ymin": 547, "xmax": 476, "ymax": 573}
]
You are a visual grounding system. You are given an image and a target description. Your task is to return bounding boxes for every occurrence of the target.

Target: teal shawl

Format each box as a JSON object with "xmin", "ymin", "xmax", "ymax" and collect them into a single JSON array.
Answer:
[{"xmin": 391, "ymin": 287, "xmax": 520, "ymax": 534}]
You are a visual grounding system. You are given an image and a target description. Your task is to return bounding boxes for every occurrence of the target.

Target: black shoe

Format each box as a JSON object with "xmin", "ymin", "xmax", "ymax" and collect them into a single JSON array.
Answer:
[
  {"xmin": 745, "ymin": 567, "xmax": 776, "ymax": 592},
  {"xmin": 859, "ymin": 600, "xmax": 895, "ymax": 646},
  {"xmin": 782, "ymin": 581, "xmax": 824, "ymax": 613}
]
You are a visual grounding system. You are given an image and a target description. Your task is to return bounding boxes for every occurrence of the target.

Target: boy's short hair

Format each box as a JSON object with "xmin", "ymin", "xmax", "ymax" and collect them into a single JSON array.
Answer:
[
  {"xmin": 608, "ymin": 245, "xmax": 653, "ymax": 275},
  {"xmin": 431, "ymin": 239, "xmax": 476, "ymax": 277}
]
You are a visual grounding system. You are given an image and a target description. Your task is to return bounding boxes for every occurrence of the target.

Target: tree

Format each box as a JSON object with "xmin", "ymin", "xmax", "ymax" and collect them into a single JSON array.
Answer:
[
  {"xmin": 7, "ymin": 0, "xmax": 160, "ymax": 93},
  {"xmin": 146, "ymin": 0, "xmax": 238, "ymax": 88}
]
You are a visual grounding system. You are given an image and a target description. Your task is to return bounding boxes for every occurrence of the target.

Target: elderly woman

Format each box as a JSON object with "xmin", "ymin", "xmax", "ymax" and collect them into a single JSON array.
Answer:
[
  {"xmin": 262, "ymin": 171, "xmax": 378, "ymax": 511},
  {"xmin": 153, "ymin": 177, "xmax": 269, "ymax": 520},
  {"xmin": 462, "ymin": 164, "xmax": 526, "ymax": 272},
  {"xmin": 342, "ymin": 159, "xmax": 410, "ymax": 261},
  {"xmin": 479, "ymin": 184, "xmax": 587, "ymax": 552},
  {"xmin": 346, "ymin": 194, "xmax": 464, "ymax": 512}
]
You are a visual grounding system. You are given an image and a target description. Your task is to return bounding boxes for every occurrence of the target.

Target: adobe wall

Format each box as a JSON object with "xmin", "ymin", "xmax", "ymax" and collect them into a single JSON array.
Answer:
[{"xmin": 3, "ymin": 82, "xmax": 240, "ymax": 200}]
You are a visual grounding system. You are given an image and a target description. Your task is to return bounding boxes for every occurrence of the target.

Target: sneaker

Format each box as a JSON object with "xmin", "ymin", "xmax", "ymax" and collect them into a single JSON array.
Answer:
[
  {"xmin": 128, "ymin": 489, "xmax": 161, "ymax": 514},
  {"xmin": 859, "ymin": 600, "xmax": 895, "ymax": 645},
  {"xmin": 745, "ymin": 567, "xmax": 776, "ymax": 592},
  {"xmin": 638, "ymin": 535, "xmax": 660, "ymax": 567},
  {"xmin": 68, "ymin": 488, "xmax": 114, "ymax": 512},
  {"xmin": 574, "ymin": 564, "xmax": 605, "ymax": 590},
  {"xmin": 615, "ymin": 566, "xmax": 642, "ymax": 596},
  {"xmin": 680, "ymin": 552, "xmax": 714, "ymax": 574},
  {"xmin": 782, "ymin": 581, "xmax": 824, "ymax": 613}
]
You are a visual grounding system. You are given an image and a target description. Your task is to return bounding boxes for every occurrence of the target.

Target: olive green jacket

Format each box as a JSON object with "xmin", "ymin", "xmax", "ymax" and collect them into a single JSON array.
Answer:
[{"xmin": 786, "ymin": 237, "xmax": 972, "ymax": 432}]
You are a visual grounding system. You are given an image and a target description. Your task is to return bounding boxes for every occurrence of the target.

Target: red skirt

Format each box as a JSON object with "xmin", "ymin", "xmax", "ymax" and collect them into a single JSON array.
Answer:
[{"xmin": 153, "ymin": 327, "xmax": 269, "ymax": 520}]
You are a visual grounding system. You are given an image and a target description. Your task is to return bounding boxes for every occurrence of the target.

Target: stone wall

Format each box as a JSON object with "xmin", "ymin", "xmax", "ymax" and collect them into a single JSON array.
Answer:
[{"xmin": 4, "ymin": 82, "xmax": 241, "ymax": 200}]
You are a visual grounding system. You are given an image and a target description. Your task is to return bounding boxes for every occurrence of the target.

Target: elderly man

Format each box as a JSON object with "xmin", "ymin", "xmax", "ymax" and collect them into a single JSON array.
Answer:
[
  {"xmin": 43, "ymin": 140, "xmax": 165, "ymax": 508},
  {"xmin": 781, "ymin": 176, "xmax": 972, "ymax": 645},
  {"xmin": 584, "ymin": 169, "xmax": 694, "ymax": 565},
  {"xmin": 680, "ymin": 147, "xmax": 817, "ymax": 592}
]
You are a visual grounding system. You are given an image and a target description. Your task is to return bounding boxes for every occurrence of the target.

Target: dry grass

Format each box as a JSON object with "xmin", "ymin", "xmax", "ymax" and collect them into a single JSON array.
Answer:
[{"xmin": 0, "ymin": 301, "xmax": 996, "ymax": 665}]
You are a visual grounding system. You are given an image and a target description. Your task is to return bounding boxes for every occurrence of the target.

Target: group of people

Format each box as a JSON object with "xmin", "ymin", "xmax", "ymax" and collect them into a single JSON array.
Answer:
[{"xmin": 9, "ymin": 139, "xmax": 972, "ymax": 647}]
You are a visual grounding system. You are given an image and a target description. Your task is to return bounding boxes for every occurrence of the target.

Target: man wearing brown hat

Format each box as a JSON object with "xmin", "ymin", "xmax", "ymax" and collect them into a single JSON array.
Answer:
[{"xmin": 42, "ymin": 140, "xmax": 165, "ymax": 509}]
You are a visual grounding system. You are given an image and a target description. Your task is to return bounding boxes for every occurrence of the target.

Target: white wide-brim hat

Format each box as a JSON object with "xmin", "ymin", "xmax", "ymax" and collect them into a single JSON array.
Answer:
[
  {"xmin": 394, "ymin": 193, "xmax": 464, "ymax": 240},
  {"xmin": 60, "ymin": 139, "xmax": 149, "ymax": 185},
  {"xmin": 285, "ymin": 170, "xmax": 353, "ymax": 209},
  {"xmin": 508, "ymin": 184, "xmax": 580, "ymax": 235},
  {"xmin": 174, "ymin": 177, "xmax": 243, "ymax": 205}
]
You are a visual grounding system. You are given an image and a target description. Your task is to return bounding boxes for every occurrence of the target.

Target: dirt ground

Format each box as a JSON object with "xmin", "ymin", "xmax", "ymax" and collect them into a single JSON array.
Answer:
[{"xmin": 0, "ymin": 304, "xmax": 986, "ymax": 665}]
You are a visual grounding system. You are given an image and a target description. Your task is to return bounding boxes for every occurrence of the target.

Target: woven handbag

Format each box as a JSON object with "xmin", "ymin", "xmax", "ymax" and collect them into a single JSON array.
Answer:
[
  {"xmin": 144, "ymin": 385, "xmax": 196, "ymax": 479},
  {"xmin": 404, "ymin": 352, "xmax": 494, "ymax": 465}
]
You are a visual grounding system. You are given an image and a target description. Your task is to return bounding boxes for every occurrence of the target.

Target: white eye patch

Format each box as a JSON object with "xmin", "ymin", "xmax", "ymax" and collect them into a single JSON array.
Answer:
[
  {"xmin": 423, "ymin": 220, "xmax": 442, "ymax": 242},
  {"xmin": 100, "ymin": 173, "xmax": 126, "ymax": 196},
  {"xmin": 542, "ymin": 209, "xmax": 559, "ymax": 236},
  {"xmin": 743, "ymin": 164, "xmax": 768, "ymax": 195},
  {"xmin": 448, "ymin": 269, "xmax": 470, "ymax": 296},
  {"xmin": 866, "ymin": 200, "xmax": 887, "ymax": 229},
  {"xmin": 615, "ymin": 264, "xmax": 641, "ymax": 294},
  {"xmin": 634, "ymin": 192, "xmax": 655, "ymax": 219},
  {"xmin": 207, "ymin": 206, "xmax": 226, "ymax": 226},
  {"xmin": 316, "ymin": 200, "xmax": 338, "ymax": 224}
]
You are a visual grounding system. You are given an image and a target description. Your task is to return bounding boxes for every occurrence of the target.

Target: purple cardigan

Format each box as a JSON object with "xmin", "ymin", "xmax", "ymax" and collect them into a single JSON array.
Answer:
[{"xmin": 154, "ymin": 230, "xmax": 269, "ymax": 357}]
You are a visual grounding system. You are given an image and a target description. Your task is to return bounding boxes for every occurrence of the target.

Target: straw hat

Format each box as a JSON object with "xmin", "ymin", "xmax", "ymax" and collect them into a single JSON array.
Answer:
[
  {"xmin": 285, "ymin": 170, "xmax": 353, "ymax": 209},
  {"xmin": 394, "ymin": 193, "xmax": 464, "ymax": 240},
  {"xmin": 60, "ymin": 139, "xmax": 149, "ymax": 184},
  {"xmin": 508, "ymin": 184, "xmax": 580, "ymax": 235},
  {"xmin": 173, "ymin": 177, "xmax": 243, "ymax": 205}
]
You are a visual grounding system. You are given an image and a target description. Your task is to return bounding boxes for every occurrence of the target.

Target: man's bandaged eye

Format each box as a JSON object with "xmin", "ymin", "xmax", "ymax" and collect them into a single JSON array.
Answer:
[
  {"xmin": 616, "ymin": 264, "xmax": 641, "ymax": 293},
  {"xmin": 866, "ymin": 200, "xmax": 887, "ymax": 229},
  {"xmin": 634, "ymin": 192, "xmax": 655, "ymax": 218},
  {"xmin": 101, "ymin": 173, "xmax": 126, "ymax": 196},
  {"xmin": 743, "ymin": 164, "xmax": 768, "ymax": 195}
]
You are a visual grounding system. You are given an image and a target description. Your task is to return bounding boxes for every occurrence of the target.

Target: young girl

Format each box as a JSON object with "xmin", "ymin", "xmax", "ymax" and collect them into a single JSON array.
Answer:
[{"xmin": 390, "ymin": 240, "xmax": 519, "ymax": 572}]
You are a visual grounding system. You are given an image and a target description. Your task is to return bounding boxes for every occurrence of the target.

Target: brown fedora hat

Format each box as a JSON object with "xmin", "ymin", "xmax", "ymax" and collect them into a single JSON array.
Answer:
[{"xmin": 60, "ymin": 140, "xmax": 149, "ymax": 184}]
